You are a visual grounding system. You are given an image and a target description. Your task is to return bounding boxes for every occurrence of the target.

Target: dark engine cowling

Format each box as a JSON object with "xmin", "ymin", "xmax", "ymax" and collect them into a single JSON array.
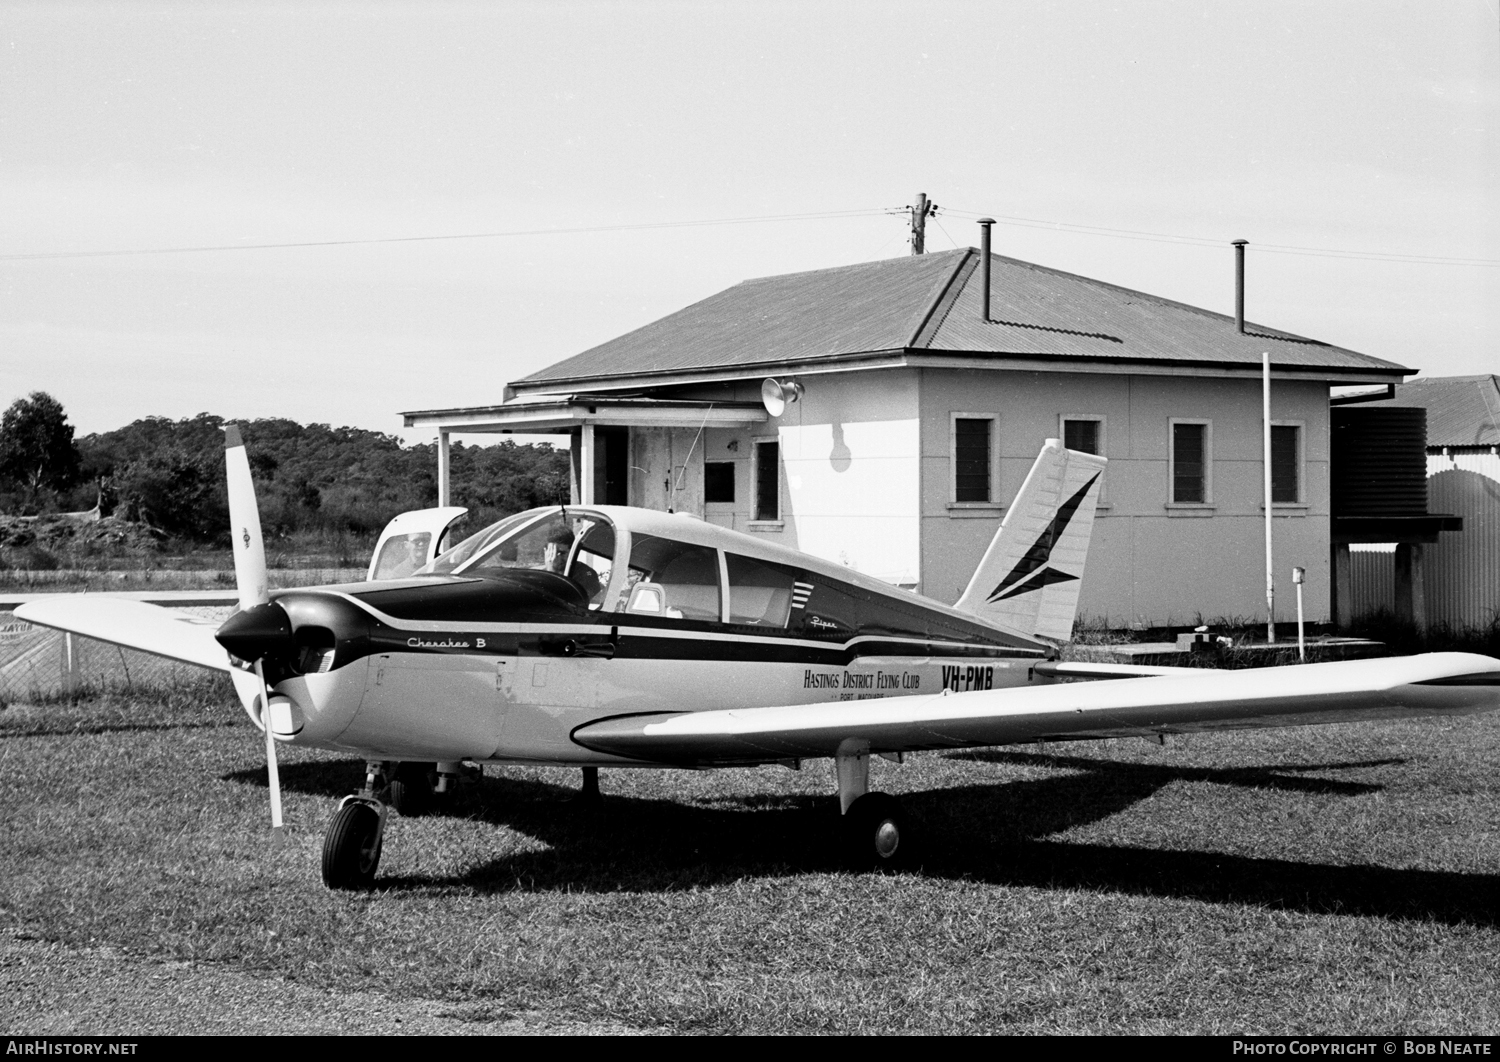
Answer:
[
  {"xmin": 216, "ymin": 591, "xmax": 373, "ymax": 684},
  {"xmin": 215, "ymin": 570, "xmax": 595, "ymax": 684}
]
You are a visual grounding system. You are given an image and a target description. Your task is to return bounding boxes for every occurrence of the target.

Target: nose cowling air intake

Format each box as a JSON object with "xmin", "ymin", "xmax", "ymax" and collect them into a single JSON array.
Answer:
[{"xmin": 216, "ymin": 601, "xmax": 295, "ymax": 664}]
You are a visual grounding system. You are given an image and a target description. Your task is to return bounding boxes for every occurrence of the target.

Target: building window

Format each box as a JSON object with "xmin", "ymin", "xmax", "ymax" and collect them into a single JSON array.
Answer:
[
  {"xmin": 1170, "ymin": 420, "xmax": 1211, "ymax": 504},
  {"xmin": 753, "ymin": 440, "xmax": 779, "ymax": 521},
  {"xmin": 951, "ymin": 414, "xmax": 995, "ymax": 503},
  {"xmin": 1060, "ymin": 415, "xmax": 1107, "ymax": 505},
  {"xmin": 1271, "ymin": 424, "xmax": 1300, "ymax": 504},
  {"xmin": 1062, "ymin": 417, "xmax": 1101, "ymax": 455},
  {"xmin": 704, "ymin": 461, "xmax": 735, "ymax": 504}
]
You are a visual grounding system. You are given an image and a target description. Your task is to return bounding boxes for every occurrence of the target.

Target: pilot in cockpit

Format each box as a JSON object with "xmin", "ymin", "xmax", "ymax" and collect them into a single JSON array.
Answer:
[{"xmin": 541, "ymin": 527, "xmax": 574, "ymax": 574}]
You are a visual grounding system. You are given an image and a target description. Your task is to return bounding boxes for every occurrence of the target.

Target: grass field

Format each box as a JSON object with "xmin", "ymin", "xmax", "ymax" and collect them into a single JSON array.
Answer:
[{"xmin": 1, "ymin": 680, "xmax": 1497, "ymax": 1034}]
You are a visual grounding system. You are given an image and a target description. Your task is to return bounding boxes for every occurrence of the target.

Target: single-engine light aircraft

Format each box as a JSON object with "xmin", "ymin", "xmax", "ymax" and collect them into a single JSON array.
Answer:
[{"xmin": 17, "ymin": 429, "xmax": 1500, "ymax": 889}]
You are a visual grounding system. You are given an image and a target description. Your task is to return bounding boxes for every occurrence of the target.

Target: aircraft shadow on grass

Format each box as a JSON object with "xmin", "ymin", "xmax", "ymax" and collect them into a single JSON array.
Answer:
[{"xmin": 224, "ymin": 754, "xmax": 1498, "ymax": 928}]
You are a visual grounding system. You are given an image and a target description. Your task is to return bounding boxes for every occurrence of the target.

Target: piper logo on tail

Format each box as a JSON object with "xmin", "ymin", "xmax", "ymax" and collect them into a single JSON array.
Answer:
[{"xmin": 986, "ymin": 473, "xmax": 1099, "ymax": 603}]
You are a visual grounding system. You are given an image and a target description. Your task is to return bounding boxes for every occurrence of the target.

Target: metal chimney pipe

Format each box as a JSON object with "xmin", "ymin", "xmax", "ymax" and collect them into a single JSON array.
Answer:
[
  {"xmin": 978, "ymin": 218, "xmax": 995, "ymax": 322},
  {"xmin": 1232, "ymin": 239, "xmax": 1248, "ymax": 334}
]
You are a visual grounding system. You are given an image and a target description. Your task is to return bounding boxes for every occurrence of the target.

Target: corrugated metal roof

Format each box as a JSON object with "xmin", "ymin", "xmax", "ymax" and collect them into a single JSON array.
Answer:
[
  {"xmin": 517, "ymin": 248, "xmax": 1410, "ymax": 388},
  {"xmin": 523, "ymin": 251, "xmax": 965, "ymax": 384},
  {"xmin": 1371, "ymin": 375, "xmax": 1500, "ymax": 447},
  {"xmin": 928, "ymin": 253, "xmax": 1407, "ymax": 372}
]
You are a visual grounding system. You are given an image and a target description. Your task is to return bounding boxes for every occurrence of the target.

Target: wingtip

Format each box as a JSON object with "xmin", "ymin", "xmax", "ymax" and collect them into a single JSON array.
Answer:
[{"xmin": 223, "ymin": 424, "xmax": 243, "ymax": 450}]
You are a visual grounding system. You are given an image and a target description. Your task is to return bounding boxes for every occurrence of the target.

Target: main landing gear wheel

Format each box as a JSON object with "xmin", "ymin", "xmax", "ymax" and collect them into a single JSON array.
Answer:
[
  {"xmin": 841, "ymin": 792, "xmax": 911, "ymax": 871},
  {"xmin": 322, "ymin": 802, "xmax": 383, "ymax": 890},
  {"xmin": 387, "ymin": 762, "xmax": 436, "ymax": 817}
]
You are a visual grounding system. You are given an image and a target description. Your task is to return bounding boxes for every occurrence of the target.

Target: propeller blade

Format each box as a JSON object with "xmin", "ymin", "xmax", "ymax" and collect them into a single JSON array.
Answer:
[
  {"xmin": 256, "ymin": 659, "xmax": 286, "ymax": 850},
  {"xmin": 225, "ymin": 425, "xmax": 283, "ymax": 847},
  {"xmin": 224, "ymin": 424, "xmax": 269, "ymax": 611}
]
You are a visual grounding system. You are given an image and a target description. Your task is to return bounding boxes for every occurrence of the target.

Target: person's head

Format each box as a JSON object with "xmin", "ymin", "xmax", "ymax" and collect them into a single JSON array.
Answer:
[{"xmin": 544, "ymin": 527, "xmax": 574, "ymax": 571}]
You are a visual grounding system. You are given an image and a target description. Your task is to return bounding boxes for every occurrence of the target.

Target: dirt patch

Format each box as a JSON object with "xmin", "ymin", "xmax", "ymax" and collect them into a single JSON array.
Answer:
[
  {"xmin": 0, "ymin": 516, "xmax": 160, "ymax": 570},
  {"xmin": 0, "ymin": 931, "xmax": 659, "ymax": 1036}
]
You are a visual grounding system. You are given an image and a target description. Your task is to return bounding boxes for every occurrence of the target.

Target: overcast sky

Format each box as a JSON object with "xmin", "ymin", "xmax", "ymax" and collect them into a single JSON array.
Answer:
[{"xmin": 2, "ymin": 0, "xmax": 1496, "ymax": 444}]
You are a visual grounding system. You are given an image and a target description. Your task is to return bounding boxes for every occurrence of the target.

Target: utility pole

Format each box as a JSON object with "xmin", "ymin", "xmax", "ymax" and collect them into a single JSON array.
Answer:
[{"xmin": 910, "ymin": 193, "xmax": 937, "ymax": 254}]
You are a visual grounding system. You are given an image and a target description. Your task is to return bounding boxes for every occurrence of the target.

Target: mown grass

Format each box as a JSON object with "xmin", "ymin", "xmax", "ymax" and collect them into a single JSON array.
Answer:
[{"xmin": 1, "ymin": 682, "xmax": 1497, "ymax": 1034}]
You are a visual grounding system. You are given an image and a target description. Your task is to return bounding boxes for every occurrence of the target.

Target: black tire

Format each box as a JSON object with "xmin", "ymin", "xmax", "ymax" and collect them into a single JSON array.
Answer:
[
  {"xmin": 387, "ymin": 762, "xmax": 435, "ymax": 817},
  {"xmin": 322, "ymin": 802, "xmax": 383, "ymax": 890},
  {"xmin": 841, "ymin": 792, "xmax": 911, "ymax": 871}
]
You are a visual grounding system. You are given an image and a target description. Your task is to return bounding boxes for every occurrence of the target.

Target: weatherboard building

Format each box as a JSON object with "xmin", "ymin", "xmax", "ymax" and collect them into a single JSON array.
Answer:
[{"xmin": 405, "ymin": 247, "xmax": 1416, "ymax": 630}]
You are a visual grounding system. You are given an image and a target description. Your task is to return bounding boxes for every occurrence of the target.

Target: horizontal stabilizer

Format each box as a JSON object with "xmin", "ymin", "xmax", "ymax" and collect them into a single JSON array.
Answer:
[
  {"xmin": 15, "ymin": 597, "xmax": 231, "ymax": 673},
  {"xmin": 572, "ymin": 653, "xmax": 1500, "ymax": 764}
]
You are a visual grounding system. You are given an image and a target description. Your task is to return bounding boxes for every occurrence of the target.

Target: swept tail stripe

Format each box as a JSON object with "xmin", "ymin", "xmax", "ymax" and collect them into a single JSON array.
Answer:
[
  {"xmin": 987, "ymin": 472, "xmax": 1099, "ymax": 601},
  {"xmin": 991, "ymin": 566, "xmax": 1079, "ymax": 603}
]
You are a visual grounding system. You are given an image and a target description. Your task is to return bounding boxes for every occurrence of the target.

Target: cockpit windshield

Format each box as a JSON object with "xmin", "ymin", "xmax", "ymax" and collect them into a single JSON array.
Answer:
[
  {"xmin": 418, "ymin": 511, "xmax": 537, "ymax": 576},
  {"xmin": 417, "ymin": 507, "xmax": 616, "ymax": 609}
]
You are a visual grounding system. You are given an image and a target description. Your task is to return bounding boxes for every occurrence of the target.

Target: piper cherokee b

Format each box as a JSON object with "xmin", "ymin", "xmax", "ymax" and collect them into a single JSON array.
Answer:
[{"xmin": 18, "ymin": 428, "xmax": 1500, "ymax": 889}]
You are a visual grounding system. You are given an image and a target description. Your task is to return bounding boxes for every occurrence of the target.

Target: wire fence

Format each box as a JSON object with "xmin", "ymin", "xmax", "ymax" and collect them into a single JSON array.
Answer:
[{"xmin": 0, "ymin": 605, "xmax": 237, "ymax": 702}]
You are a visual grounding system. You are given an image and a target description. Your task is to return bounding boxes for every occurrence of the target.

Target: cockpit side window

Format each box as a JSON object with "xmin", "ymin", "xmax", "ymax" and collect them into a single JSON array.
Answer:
[
  {"xmin": 372, "ymin": 532, "xmax": 432, "ymax": 580},
  {"xmin": 725, "ymin": 553, "xmax": 797, "ymax": 627},
  {"xmin": 624, "ymin": 533, "xmax": 721, "ymax": 622}
]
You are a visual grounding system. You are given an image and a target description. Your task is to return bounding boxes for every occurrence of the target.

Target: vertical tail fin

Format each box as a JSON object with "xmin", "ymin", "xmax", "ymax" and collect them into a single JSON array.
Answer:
[{"xmin": 954, "ymin": 439, "xmax": 1106, "ymax": 642}]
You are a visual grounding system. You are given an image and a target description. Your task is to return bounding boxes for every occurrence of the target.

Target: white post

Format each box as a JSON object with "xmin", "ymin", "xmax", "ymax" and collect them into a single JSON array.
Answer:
[
  {"xmin": 1263, "ymin": 352, "xmax": 1275, "ymax": 645},
  {"xmin": 580, "ymin": 423, "xmax": 596, "ymax": 505},
  {"xmin": 1292, "ymin": 566, "xmax": 1306, "ymax": 662},
  {"xmin": 61, "ymin": 633, "xmax": 79, "ymax": 695},
  {"xmin": 436, "ymin": 431, "xmax": 451, "ymax": 508}
]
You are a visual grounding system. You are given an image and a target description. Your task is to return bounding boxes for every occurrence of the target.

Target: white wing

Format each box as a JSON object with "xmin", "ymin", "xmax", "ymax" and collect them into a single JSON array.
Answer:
[
  {"xmin": 15, "ymin": 597, "xmax": 231, "ymax": 673},
  {"xmin": 572, "ymin": 652, "xmax": 1500, "ymax": 763}
]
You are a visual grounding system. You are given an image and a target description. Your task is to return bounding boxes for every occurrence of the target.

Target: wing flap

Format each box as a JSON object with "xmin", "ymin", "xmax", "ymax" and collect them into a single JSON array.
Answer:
[
  {"xmin": 14, "ymin": 597, "xmax": 231, "ymax": 673},
  {"xmin": 572, "ymin": 652, "xmax": 1500, "ymax": 763}
]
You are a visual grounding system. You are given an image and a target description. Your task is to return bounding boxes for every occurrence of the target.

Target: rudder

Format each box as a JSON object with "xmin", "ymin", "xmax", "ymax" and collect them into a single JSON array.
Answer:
[{"xmin": 954, "ymin": 439, "xmax": 1106, "ymax": 642}]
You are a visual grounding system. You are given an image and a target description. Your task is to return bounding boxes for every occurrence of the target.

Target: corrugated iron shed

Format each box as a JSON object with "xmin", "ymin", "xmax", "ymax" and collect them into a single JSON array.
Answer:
[
  {"xmin": 1370, "ymin": 374, "xmax": 1500, "ymax": 448},
  {"xmin": 516, "ymin": 248, "xmax": 1410, "ymax": 390}
]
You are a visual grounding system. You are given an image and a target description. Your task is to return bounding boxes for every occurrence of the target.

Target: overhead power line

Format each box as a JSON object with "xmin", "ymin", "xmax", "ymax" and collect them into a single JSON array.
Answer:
[
  {"xmin": 4, "ymin": 201, "xmax": 1495, "ymax": 268},
  {"xmin": 0, "ymin": 207, "xmax": 892, "ymax": 262},
  {"xmin": 939, "ymin": 207, "xmax": 1500, "ymax": 267}
]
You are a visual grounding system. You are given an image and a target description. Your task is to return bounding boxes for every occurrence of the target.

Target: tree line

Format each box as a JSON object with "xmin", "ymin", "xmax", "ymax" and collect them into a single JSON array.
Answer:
[{"xmin": 0, "ymin": 392, "xmax": 570, "ymax": 545}]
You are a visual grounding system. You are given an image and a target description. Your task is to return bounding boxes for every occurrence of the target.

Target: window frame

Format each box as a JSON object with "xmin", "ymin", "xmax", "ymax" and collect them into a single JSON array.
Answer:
[
  {"xmin": 1167, "ymin": 417, "xmax": 1214, "ymax": 510},
  {"xmin": 948, "ymin": 412, "xmax": 1000, "ymax": 510},
  {"xmin": 1269, "ymin": 419, "xmax": 1307, "ymax": 510},
  {"xmin": 620, "ymin": 532, "xmax": 724, "ymax": 623},
  {"xmin": 703, "ymin": 460, "xmax": 737, "ymax": 506},
  {"xmin": 719, "ymin": 549, "xmax": 800, "ymax": 628},
  {"xmin": 1059, "ymin": 413, "xmax": 1108, "ymax": 507},
  {"xmin": 749, "ymin": 436, "xmax": 782, "ymax": 527}
]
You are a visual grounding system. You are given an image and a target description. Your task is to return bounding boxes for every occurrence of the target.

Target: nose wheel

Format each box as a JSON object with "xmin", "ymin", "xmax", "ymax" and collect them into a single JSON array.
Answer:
[
  {"xmin": 322, "ymin": 761, "xmax": 390, "ymax": 890},
  {"xmin": 322, "ymin": 799, "xmax": 385, "ymax": 889}
]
